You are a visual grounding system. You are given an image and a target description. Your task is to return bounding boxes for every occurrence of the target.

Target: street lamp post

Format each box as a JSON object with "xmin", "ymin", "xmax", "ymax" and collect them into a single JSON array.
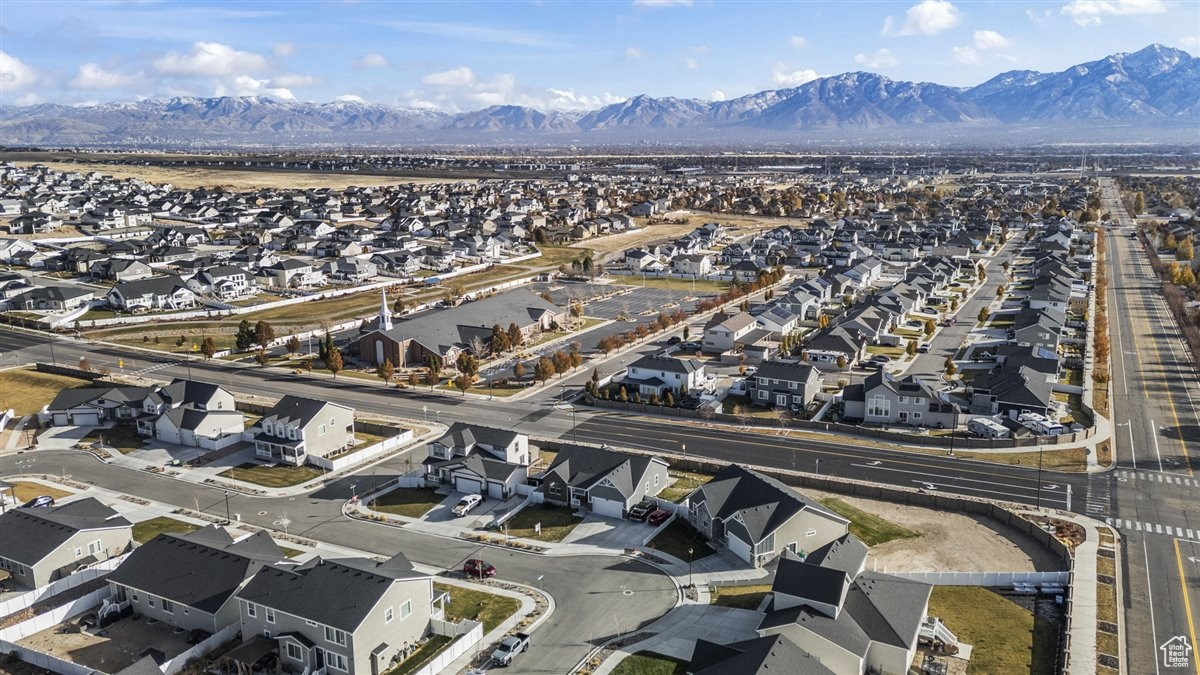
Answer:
[
  {"xmin": 1035, "ymin": 446, "xmax": 1044, "ymax": 509},
  {"xmin": 351, "ymin": 482, "xmax": 358, "ymax": 501},
  {"xmin": 687, "ymin": 547, "xmax": 694, "ymax": 589},
  {"xmin": 224, "ymin": 491, "xmax": 232, "ymax": 524}
]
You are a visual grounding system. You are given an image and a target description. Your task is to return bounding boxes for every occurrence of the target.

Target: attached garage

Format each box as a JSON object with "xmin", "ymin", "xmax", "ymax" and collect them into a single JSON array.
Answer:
[
  {"xmin": 453, "ymin": 475, "xmax": 484, "ymax": 496},
  {"xmin": 726, "ymin": 534, "xmax": 752, "ymax": 565},
  {"xmin": 590, "ymin": 496, "xmax": 625, "ymax": 520},
  {"xmin": 69, "ymin": 411, "xmax": 101, "ymax": 426}
]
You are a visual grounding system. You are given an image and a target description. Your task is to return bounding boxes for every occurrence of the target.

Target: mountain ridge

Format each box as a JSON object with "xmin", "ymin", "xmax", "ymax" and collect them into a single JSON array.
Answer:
[{"xmin": 2, "ymin": 44, "xmax": 1195, "ymax": 146}]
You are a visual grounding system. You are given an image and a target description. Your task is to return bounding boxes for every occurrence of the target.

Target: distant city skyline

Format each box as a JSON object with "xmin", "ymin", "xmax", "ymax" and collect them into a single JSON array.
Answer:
[{"xmin": 2, "ymin": 0, "xmax": 1196, "ymax": 110}]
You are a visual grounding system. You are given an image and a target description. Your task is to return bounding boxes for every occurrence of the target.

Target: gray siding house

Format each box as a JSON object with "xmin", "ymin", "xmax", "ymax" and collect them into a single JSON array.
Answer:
[
  {"xmin": 236, "ymin": 553, "xmax": 435, "ymax": 675},
  {"xmin": 0, "ymin": 498, "xmax": 132, "ymax": 590},
  {"xmin": 105, "ymin": 528, "xmax": 285, "ymax": 634},
  {"xmin": 841, "ymin": 372, "xmax": 960, "ymax": 429},
  {"xmin": 748, "ymin": 361, "xmax": 821, "ymax": 410},
  {"xmin": 687, "ymin": 465, "xmax": 848, "ymax": 568},
  {"xmin": 254, "ymin": 395, "xmax": 356, "ymax": 466},
  {"xmin": 539, "ymin": 445, "xmax": 670, "ymax": 519}
]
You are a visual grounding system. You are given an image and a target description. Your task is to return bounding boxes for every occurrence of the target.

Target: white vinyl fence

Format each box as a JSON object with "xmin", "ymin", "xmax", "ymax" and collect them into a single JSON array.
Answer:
[
  {"xmin": 0, "ymin": 554, "xmax": 126, "ymax": 619},
  {"xmin": 409, "ymin": 621, "xmax": 484, "ymax": 675},
  {"xmin": 888, "ymin": 571, "xmax": 1070, "ymax": 587},
  {"xmin": 162, "ymin": 623, "xmax": 240, "ymax": 675}
]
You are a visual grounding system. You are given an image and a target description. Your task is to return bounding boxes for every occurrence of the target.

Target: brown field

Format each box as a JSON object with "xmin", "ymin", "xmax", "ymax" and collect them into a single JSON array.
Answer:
[
  {"xmin": 6, "ymin": 160, "xmax": 453, "ymax": 190},
  {"xmin": 577, "ymin": 211, "xmax": 805, "ymax": 259}
]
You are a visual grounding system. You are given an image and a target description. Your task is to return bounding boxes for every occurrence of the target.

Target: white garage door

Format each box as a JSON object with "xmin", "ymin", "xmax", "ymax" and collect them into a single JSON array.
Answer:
[
  {"xmin": 727, "ymin": 535, "xmax": 752, "ymax": 566},
  {"xmin": 70, "ymin": 412, "xmax": 100, "ymax": 426},
  {"xmin": 454, "ymin": 476, "xmax": 483, "ymax": 495},
  {"xmin": 591, "ymin": 497, "xmax": 625, "ymax": 519},
  {"xmin": 486, "ymin": 482, "xmax": 505, "ymax": 500}
]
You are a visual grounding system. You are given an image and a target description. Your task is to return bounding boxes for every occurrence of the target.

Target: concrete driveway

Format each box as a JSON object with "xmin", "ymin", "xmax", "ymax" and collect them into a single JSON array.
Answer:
[{"xmin": 561, "ymin": 513, "xmax": 661, "ymax": 548}]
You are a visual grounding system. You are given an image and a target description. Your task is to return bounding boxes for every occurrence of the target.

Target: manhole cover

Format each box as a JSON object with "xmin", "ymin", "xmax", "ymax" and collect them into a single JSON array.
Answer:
[
  {"xmin": 622, "ymin": 589, "xmax": 634, "ymax": 596},
  {"xmin": 257, "ymin": 511, "xmax": 268, "ymax": 516}
]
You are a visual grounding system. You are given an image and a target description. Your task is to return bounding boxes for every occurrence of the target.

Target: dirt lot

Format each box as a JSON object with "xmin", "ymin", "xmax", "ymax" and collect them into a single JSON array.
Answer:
[
  {"xmin": 803, "ymin": 489, "xmax": 1065, "ymax": 573},
  {"xmin": 8, "ymin": 160, "xmax": 449, "ymax": 190},
  {"xmin": 18, "ymin": 614, "xmax": 193, "ymax": 672},
  {"xmin": 576, "ymin": 211, "xmax": 802, "ymax": 258}
]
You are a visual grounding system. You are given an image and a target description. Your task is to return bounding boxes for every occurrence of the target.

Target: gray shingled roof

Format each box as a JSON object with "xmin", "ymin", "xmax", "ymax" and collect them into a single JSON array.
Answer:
[
  {"xmin": 237, "ymin": 553, "xmax": 428, "ymax": 632},
  {"xmin": 0, "ymin": 497, "xmax": 130, "ymax": 566},
  {"xmin": 690, "ymin": 465, "xmax": 846, "ymax": 545},
  {"xmin": 688, "ymin": 634, "xmax": 836, "ymax": 675}
]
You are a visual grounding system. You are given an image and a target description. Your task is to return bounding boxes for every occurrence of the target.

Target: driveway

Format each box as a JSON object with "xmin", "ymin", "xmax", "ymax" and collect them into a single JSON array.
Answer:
[{"xmin": 561, "ymin": 513, "xmax": 662, "ymax": 549}]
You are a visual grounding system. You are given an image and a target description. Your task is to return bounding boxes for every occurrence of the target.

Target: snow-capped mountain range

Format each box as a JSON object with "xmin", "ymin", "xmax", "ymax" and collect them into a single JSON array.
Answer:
[{"xmin": 2, "ymin": 44, "xmax": 1195, "ymax": 146}]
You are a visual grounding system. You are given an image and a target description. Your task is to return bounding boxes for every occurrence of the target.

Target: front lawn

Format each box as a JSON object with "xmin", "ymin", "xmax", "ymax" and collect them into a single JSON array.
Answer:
[
  {"xmin": 817, "ymin": 498, "xmax": 920, "ymax": 547},
  {"xmin": 83, "ymin": 424, "xmax": 145, "ymax": 454},
  {"xmin": 132, "ymin": 516, "xmax": 200, "ymax": 544},
  {"xmin": 7, "ymin": 481, "xmax": 73, "ymax": 503},
  {"xmin": 658, "ymin": 470, "xmax": 712, "ymax": 504},
  {"xmin": 218, "ymin": 462, "xmax": 323, "ymax": 488},
  {"xmin": 433, "ymin": 582, "xmax": 521, "ymax": 633},
  {"xmin": 610, "ymin": 651, "xmax": 689, "ymax": 675},
  {"xmin": 371, "ymin": 487, "xmax": 444, "ymax": 518},
  {"xmin": 647, "ymin": 518, "xmax": 714, "ymax": 562},
  {"xmin": 0, "ymin": 368, "xmax": 94, "ymax": 416},
  {"xmin": 502, "ymin": 505, "xmax": 582, "ymax": 542},
  {"xmin": 709, "ymin": 584, "xmax": 773, "ymax": 610},
  {"xmin": 928, "ymin": 586, "xmax": 1058, "ymax": 675}
]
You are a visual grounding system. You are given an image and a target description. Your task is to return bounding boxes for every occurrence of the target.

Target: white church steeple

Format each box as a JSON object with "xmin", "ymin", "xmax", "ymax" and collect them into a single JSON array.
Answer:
[{"xmin": 379, "ymin": 289, "xmax": 393, "ymax": 331}]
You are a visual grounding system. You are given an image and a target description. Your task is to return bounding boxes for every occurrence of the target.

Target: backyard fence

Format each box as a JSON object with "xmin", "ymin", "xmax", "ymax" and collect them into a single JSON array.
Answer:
[{"xmin": 0, "ymin": 554, "xmax": 126, "ymax": 619}]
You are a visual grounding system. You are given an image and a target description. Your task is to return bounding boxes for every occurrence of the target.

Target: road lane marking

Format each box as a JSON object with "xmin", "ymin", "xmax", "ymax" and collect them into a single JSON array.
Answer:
[
  {"xmin": 1129, "ymin": 421, "xmax": 1138, "ymax": 470},
  {"xmin": 1142, "ymin": 291, "xmax": 1195, "ymax": 478},
  {"xmin": 1151, "ymin": 420, "xmax": 1165, "ymax": 474},
  {"xmin": 1146, "ymin": 539, "xmax": 1162, "ymax": 675},
  {"xmin": 1173, "ymin": 538, "xmax": 1200, "ymax": 675}
]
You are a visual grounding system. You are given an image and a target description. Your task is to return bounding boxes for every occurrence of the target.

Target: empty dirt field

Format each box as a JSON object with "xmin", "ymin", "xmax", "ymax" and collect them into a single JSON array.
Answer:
[
  {"xmin": 802, "ymin": 488, "xmax": 1065, "ymax": 573},
  {"xmin": 576, "ymin": 211, "xmax": 806, "ymax": 258},
  {"xmin": 7, "ymin": 159, "xmax": 453, "ymax": 190}
]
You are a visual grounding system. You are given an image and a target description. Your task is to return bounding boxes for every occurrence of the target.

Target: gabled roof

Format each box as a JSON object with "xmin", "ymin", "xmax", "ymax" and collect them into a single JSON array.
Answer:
[
  {"xmin": 689, "ymin": 634, "xmax": 836, "ymax": 675},
  {"xmin": 752, "ymin": 360, "xmax": 817, "ymax": 384},
  {"xmin": 106, "ymin": 528, "xmax": 284, "ymax": 614},
  {"xmin": 843, "ymin": 572, "xmax": 933, "ymax": 648},
  {"xmin": 433, "ymin": 422, "xmax": 520, "ymax": 452},
  {"xmin": 627, "ymin": 354, "xmax": 703, "ymax": 375},
  {"xmin": 543, "ymin": 444, "xmax": 666, "ymax": 499},
  {"xmin": 261, "ymin": 395, "xmax": 352, "ymax": 429},
  {"xmin": 0, "ymin": 497, "xmax": 130, "ymax": 566},
  {"xmin": 237, "ymin": 553, "xmax": 429, "ymax": 632},
  {"xmin": 691, "ymin": 465, "xmax": 846, "ymax": 545}
]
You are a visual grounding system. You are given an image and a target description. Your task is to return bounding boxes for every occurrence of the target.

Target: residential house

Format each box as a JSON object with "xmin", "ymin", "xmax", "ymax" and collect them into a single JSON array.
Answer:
[
  {"xmin": 623, "ymin": 354, "xmax": 705, "ymax": 399},
  {"xmin": 90, "ymin": 258, "xmax": 154, "ymax": 282},
  {"xmin": 253, "ymin": 395, "xmax": 356, "ymax": 466},
  {"xmin": 672, "ymin": 253, "xmax": 713, "ymax": 276},
  {"xmin": 689, "ymin": 635, "xmax": 836, "ymax": 675},
  {"xmin": 0, "ymin": 498, "xmax": 132, "ymax": 590},
  {"xmin": 703, "ymin": 311, "xmax": 759, "ymax": 354},
  {"xmin": 803, "ymin": 326, "xmax": 867, "ymax": 368},
  {"xmin": 43, "ymin": 385, "xmax": 152, "ymax": 426},
  {"xmin": 753, "ymin": 305, "xmax": 800, "ymax": 338},
  {"xmin": 186, "ymin": 265, "xmax": 255, "ymax": 300},
  {"xmin": 687, "ymin": 465, "xmax": 849, "ymax": 567},
  {"xmin": 424, "ymin": 423, "xmax": 531, "ymax": 499},
  {"xmin": 841, "ymin": 372, "xmax": 960, "ymax": 428},
  {"xmin": 235, "ymin": 552, "xmax": 435, "ymax": 675},
  {"xmin": 106, "ymin": 275, "xmax": 197, "ymax": 312},
  {"xmin": 9, "ymin": 285, "xmax": 94, "ymax": 312},
  {"xmin": 748, "ymin": 361, "xmax": 821, "ymax": 411},
  {"xmin": 970, "ymin": 365, "xmax": 1055, "ymax": 419},
  {"xmin": 259, "ymin": 258, "xmax": 322, "ymax": 289},
  {"xmin": 538, "ymin": 444, "xmax": 670, "ymax": 519},
  {"xmin": 757, "ymin": 538, "xmax": 932, "ymax": 675},
  {"xmin": 105, "ymin": 528, "xmax": 285, "ymax": 634}
]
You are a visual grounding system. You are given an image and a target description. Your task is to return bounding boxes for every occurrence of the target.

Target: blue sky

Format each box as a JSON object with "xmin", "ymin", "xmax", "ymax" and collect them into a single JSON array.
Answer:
[{"xmin": 1, "ymin": 0, "xmax": 1196, "ymax": 110}]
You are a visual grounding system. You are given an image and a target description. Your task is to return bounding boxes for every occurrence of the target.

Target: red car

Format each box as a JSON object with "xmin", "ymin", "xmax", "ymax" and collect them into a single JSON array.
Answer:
[
  {"xmin": 647, "ymin": 508, "xmax": 672, "ymax": 525},
  {"xmin": 463, "ymin": 559, "xmax": 497, "ymax": 578}
]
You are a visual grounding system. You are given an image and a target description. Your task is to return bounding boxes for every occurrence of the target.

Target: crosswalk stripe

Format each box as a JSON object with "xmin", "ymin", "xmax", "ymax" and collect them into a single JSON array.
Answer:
[
  {"xmin": 1136, "ymin": 522, "xmax": 1143, "ymax": 531},
  {"xmin": 1156, "ymin": 524, "xmax": 1163, "ymax": 533},
  {"xmin": 1189, "ymin": 529, "xmax": 1195, "ymax": 539},
  {"xmin": 1126, "ymin": 520, "xmax": 1134, "ymax": 530}
]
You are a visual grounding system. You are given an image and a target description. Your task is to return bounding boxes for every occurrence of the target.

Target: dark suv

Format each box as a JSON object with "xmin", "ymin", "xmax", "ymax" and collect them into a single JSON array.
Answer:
[{"xmin": 627, "ymin": 501, "xmax": 655, "ymax": 521}]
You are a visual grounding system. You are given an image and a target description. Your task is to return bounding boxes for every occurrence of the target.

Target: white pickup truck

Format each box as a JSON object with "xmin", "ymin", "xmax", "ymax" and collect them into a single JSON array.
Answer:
[
  {"xmin": 452, "ymin": 494, "xmax": 483, "ymax": 517},
  {"xmin": 491, "ymin": 632, "xmax": 530, "ymax": 667}
]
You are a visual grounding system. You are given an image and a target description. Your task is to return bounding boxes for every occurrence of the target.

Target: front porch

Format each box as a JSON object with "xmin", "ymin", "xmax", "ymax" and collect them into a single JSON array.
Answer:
[{"xmin": 253, "ymin": 436, "xmax": 307, "ymax": 466}]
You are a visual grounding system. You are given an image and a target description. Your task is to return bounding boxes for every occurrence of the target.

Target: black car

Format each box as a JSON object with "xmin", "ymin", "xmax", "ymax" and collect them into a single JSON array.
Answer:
[
  {"xmin": 628, "ymin": 501, "xmax": 655, "ymax": 521},
  {"xmin": 22, "ymin": 495, "xmax": 55, "ymax": 508},
  {"xmin": 862, "ymin": 360, "xmax": 883, "ymax": 370},
  {"xmin": 667, "ymin": 336, "xmax": 682, "ymax": 345}
]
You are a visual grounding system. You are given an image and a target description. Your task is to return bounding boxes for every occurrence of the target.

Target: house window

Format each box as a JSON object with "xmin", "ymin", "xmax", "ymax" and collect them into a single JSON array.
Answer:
[
  {"xmin": 286, "ymin": 643, "xmax": 303, "ymax": 660},
  {"xmin": 914, "ymin": 397, "xmax": 926, "ymax": 405},
  {"xmin": 385, "ymin": 607, "xmax": 394, "ymax": 623},
  {"xmin": 324, "ymin": 626, "xmax": 347, "ymax": 646},
  {"xmin": 266, "ymin": 607, "xmax": 275, "ymax": 624},
  {"xmin": 246, "ymin": 602, "xmax": 257, "ymax": 618},
  {"xmin": 148, "ymin": 597, "xmax": 155, "ymax": 608},
  {"xmin": 319, "ymin": 424, "xmax": 327, "ymax": 436},
  {"xmin": 162, "ymin": 600, "xmax": 174, "ymax": 614},
  {"xmin": 400, "ymin": 600, "xmax": 412, "ymax": 619},
  {"xmin": 324, "ymin": 651, "xmax": 349, "ymax": 673},
  {"xmin": 549, "ymin": 484, "xmax": 562, "ymax": 496},
  {"xmin": 74, "ymin": 547, "xmax": 83, "ymax": 558},
  {"xmin": 867, "ymin": 395, "xmax": 890, "ymax": 418},
  {"xmin": 89, "ymin": 540, "xmax": 102, "ymax": 555},
  {"xmin": 912, "ymin": 412, "xmax": 923, "ymax": 420},
  {"xmin": 775, "ymin": 394, "xmax": 788, "ymax": 406},
  {"xmin": 131, "ymin": 592, "xmax": 138, "ymax": 601},
  {"xmin": 898, "ymin": 396, "xmax": 909, "ymax": 404},
  {"xmin": 654, "ymin": 474, "xmax": 660, "ymax": 486},
  {"xmin": 264, "ymin": 630, "xmax": 272, "ymax": 639},
  {"xmin": 306, "ymin": 620, "xmax": 317, "ymax": 627}
]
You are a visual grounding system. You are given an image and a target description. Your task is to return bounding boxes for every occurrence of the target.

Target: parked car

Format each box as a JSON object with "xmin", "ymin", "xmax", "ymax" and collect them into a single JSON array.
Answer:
[
  {"xmin": 647, "ymin": 508, "xmax": 672, "ymax": 525},
  {"xmin": 463, "ymin": 559, "xmax": 497, "ymax": 578},
  {"xmin": 677, "ymin": 397, "xmax": 702, "ymax": 410},
  {"xmin": 667, "ymin": 336, "xmax": 682, "ymax": 345},
  {"xmin": 627, "ymin": 500, "xmax": 655, "ymax": 521},
  {"xmin": 917, "ymin": 344, "xmax": 931, "ymax": 354},
  {"xmin": 21, "ymin": 495, "xmax": 54, "ymax": 508},
  {"xmin": 679, "ymin": 341, "xmax": 701, "ymax": 351},
  {"xmin": 870, "ymin": 355, "xmax": 891, "ymax": 363},
  {"xmin": 862, "ymin": 360, "xmax": 884, "ymax": 371},
  {"xmin": 452, "ymin": 493, "xmax": 483, "ymax": 517}
]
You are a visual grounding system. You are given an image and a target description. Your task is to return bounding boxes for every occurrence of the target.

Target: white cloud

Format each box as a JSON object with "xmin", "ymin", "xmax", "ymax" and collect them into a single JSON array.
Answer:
[
  {"xmin": 883, "ymin": 0, "xmax": 961, "ymax": 36},
  {"xmin": 684, "ymin": 57, "xmax": 700, "ymax": 70},
  {"xmin": 545, "ymin": 88, "xmax": 624, "ymax": 111},
  {"xmin": 213, "ymin": 74, "xmax": 295, "ymax": 99},
  {"xmin": 272, "ymin": 73, "xmax": 318, "ymax": 88},
  {"xmin": 952, "ymin": 46, "xmax": 980, "ymax": 64},
  {"xmin": 854, "ymin": 48, "xmax": 898, "ymax": 69},
  {"xmin": 15, "ymin": 92, "xmax": 42, "ymax": 105},
  {"xmin": 355, "ymin": 52, "xmax": 389, "ymax": 68},
  {"xmin": 632, "ymin": 0, "xmax": 693, "ymax": 7},
  {"xmin": 272, "ymin": 42, "xmax": 295, "ymax": 57},
  {"xmin": 772, "ymin": 62, "xmax": 822, "ymax": 87},
  {"xmin": 1181, "ymin": 36, "xmax": 1200, "ymax": 49},
  {"xmin": 790, "ymin": 35, "xmax": 807, "ymax": 49},
  {"xmin": 1026, "ymin": 8, "xmax": 1052, "ymax": 22},
  {"xmin": 624, "ymin": 46, "xmax": 645, "ymax": 59},
  {"xmin": 214, "ymin": 74, "xmax": 295, "ymax": 100},
  {"xmin": 153, "ymin": 42, "xmax": 268, "ymax": 76},
  {"xmin": 422, "ymin": 66, "xmax": 476, "ymax": 87},
  {"xmin": 68, "ymin": 63, "xmax": 139, "ymax": 90},
  {"xmin": 1061, "ymin": 0, "xmax": 1165, "ymax": 26},
  {"xmin": 335, "ymin": 94, "xmax": 366, "ymax": 103},
  {"xmin": 710, "ymin": 89, "xmax": 726, "ymax": 101},
  {"xmin": 0, "ymin": 51, "xmax": 38, "ymax": 93},
  {"xmin": 973, "ymin": 30, "xmax": 1010, "ymax": 49}
]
